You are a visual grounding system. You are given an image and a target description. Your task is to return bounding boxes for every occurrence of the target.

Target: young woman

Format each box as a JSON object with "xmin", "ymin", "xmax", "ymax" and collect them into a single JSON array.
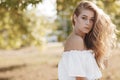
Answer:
[{"xmin": 58, "ymin": 1, "xmax": 117, "ymax": 80}]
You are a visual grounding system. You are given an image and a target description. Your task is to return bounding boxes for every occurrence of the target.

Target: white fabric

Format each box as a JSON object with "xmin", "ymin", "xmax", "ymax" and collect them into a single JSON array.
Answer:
[{"xmin": 58, "ymin": 50, "xmax": 102, "ymax": 80}]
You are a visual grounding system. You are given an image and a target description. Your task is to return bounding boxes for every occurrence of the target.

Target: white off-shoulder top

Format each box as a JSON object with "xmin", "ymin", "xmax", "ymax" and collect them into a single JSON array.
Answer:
[{"xmin": 58, "ymin": 50, "xmax": 102, "ymax": 80}]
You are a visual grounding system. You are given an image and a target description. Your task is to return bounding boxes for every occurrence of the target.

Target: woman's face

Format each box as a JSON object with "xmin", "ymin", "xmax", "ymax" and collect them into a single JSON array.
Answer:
[{"xmin": 74, "ymin": 9, "xmax": 95, "ymax": 35}]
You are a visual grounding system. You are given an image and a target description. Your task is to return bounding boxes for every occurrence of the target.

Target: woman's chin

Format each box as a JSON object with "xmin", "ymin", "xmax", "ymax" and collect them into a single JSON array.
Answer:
[{"xmin": 83, "ymin": 31, "xmax": 90, "ymax": 34}]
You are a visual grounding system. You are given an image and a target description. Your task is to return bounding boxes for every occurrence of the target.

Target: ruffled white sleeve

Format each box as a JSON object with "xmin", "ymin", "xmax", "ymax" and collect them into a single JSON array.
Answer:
[
  {"xmin": 67, "ymin": 51, "xmax": 86, "ymax": 77},
  {"xmin": 58, "ymin": 50, "xmax": 102, "ymax": 80}
]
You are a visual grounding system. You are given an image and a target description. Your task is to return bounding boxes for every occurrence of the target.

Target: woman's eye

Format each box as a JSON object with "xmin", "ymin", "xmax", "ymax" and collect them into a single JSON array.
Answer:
[
  {"xmin": 82, "ymin": 17, "xmax": 87, "ymax": 20},
  {"xmin": 91, "ymin": 19, "xmax": 94, "ymax": 22}
]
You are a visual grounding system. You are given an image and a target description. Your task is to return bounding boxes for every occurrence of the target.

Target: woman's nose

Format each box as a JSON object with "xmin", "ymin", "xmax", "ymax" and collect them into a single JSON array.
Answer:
[{"xmin": 86, "ymin": 20, "xmax": 90, "ymax": 25}]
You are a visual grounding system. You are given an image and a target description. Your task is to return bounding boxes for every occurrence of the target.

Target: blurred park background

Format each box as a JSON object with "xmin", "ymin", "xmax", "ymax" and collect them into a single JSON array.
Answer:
[{"xmin": 0, "ymin": 0, "xmax": 120, "ymax": 80}]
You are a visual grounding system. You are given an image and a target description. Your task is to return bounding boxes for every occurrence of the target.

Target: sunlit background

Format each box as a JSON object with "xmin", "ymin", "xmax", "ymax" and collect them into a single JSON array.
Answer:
[{"xmin": 0, "ymin": 0, "xmax": 120, "ymax": 80}]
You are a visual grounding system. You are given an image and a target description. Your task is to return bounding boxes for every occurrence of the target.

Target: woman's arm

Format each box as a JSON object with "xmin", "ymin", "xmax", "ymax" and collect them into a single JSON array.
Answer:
[{"xmin": 76, "ymin": 77, "xmax": 87, "ymax": 80}]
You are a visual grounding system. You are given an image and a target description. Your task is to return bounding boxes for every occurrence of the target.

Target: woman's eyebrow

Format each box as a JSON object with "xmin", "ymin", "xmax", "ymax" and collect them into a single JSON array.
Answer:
[
  {"xmin": 82, "ymin": 15, "xmax": 87, "ymax": 17},
  {"xmin": 82, "ymin": 15, "xmax": 95, "ymax": 19}
]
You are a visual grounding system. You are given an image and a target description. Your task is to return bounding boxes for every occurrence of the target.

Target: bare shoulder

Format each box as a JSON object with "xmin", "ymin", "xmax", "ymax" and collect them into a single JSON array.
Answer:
[{"xmin": 64, "ymin": 34, "xmax": 85, "ymax": 51}]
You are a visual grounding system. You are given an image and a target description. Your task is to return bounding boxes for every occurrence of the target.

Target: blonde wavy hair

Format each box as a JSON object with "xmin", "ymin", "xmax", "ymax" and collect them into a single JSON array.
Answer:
[{"xmin": 72, "ymin": 1, "xmax": 117, "ymax": 69}]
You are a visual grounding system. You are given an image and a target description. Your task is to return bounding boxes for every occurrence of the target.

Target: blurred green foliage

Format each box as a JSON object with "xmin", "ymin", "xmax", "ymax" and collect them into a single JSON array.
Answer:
[
  {"xmin": 0, "ymin": 0, "xmax": 57, "ymax": 49},
  {"xmin": 0, "ymin": 0, "xmax": 42, "ymax": 10}
]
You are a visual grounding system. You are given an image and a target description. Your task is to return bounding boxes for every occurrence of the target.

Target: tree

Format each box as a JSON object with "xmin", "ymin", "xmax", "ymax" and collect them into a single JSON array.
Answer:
[{"xmin": 0, "ymin": 0, "xmax": 57, "ymax": 49}]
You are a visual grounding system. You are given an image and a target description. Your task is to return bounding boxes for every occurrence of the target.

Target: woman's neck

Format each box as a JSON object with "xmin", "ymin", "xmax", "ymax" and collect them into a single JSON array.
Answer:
[{"xmin": 72, "ymin": 31, "xmax": 85, "ymax": 39}]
